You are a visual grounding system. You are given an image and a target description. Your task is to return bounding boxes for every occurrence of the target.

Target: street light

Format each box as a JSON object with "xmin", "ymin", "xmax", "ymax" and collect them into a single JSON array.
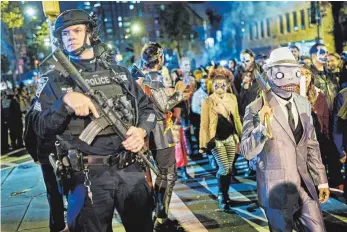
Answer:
[
  {"xmin": 26, "ymin": 7, "xmax": 36, "ymax": 17},
  {"xmin": 131, "ymin": 23, "xmax": 141, "ymax": 34}
]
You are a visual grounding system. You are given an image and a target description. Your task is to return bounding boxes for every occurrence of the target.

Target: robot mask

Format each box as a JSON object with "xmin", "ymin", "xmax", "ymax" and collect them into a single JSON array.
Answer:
[{"xmin": 267, "ymin": 66, "xmax": 301, "ymax": 99}]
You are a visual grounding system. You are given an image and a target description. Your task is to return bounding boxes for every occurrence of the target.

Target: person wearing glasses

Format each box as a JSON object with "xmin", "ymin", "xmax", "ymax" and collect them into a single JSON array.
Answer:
[
  {"xmin": 309, "ymin": 43, "xmax": 340, "ymax": 110},
  {"xmin": 199, "ymin": 67, "xmax": 242, "ymax": 210}
]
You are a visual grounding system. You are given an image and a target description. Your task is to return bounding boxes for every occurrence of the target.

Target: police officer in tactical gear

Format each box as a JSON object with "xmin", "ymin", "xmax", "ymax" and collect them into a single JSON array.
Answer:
[
  {"xmin": 140, "ymin": 42, "xmax": 186, "ymax": 230},
  {"xmin": 24, "ymin": 100, "xmax": 67, "ymax": 232},
  {"xmin": 31, "ymin": 9, "xmax": 156, "ymax": 232}
]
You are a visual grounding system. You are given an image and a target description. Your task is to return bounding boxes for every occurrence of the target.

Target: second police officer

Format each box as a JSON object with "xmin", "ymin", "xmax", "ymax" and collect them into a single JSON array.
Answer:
[{"xmin": 32, "ymin": 9, "xmax": 156, "ymax": 232}]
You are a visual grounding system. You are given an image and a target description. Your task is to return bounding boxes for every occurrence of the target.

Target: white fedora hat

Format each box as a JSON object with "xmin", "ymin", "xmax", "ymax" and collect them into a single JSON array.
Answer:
[{"xmin": 263, "ymin": 47, "xmax": 300, "ymax": 70}]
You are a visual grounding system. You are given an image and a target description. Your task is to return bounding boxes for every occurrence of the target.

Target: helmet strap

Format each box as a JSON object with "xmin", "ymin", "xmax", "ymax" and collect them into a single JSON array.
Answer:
[{"xmin": 67, "ymin": 29, "xmax": 92, "ymax": 57}]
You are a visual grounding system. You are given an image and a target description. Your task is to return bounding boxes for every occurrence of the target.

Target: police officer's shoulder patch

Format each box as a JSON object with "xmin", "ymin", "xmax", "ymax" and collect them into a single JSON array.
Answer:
[
  {"xmin": 118, "ymin": 72, "xmax": 128, "ymax": 82},
  {"xmin": 36, "ymin": 76, "xmax": 49, "ymax": 98}
]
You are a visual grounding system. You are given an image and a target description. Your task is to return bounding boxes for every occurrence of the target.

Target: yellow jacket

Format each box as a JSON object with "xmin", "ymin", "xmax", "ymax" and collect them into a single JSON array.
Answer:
[{"xmin": 199, "ymin": 93, "xmax": 242, "ymax": 149}]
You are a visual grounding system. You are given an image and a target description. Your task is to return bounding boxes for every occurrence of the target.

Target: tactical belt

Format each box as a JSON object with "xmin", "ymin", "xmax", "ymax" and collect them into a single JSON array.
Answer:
[{"xmin": 68, "ymin": 149, "xmax": 136, "ymax": 171}]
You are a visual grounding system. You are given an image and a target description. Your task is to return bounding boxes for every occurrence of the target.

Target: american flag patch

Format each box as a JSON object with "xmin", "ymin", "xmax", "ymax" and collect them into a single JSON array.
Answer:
[
  {"xmin": 33, "ymin": 101, "xmax": 42, "ymax": 112},
  {"xmin": 147, "ymin": 113, "xmax": 155, "ymax": 122},
  {"xmin": 36, "ymin": 76, "xmax": 49, "ymax": 98}
]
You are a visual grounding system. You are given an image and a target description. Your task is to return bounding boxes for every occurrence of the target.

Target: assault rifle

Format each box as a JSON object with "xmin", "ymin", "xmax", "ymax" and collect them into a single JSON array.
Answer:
[{"xmin": 53, "ymin": 49, "xmax": 159, "ymax": 176}]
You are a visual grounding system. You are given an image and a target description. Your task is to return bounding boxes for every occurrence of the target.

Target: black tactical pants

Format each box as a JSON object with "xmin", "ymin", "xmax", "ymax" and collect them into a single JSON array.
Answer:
[
  {"xmin": 9, "ymin": 121, "xmax": 23, "ymax": 148},
  {"xmin": 152, "ymin": 147, "xmax": 177, "ymax": 219},
  {"xmin": 41, "ymin": 163, "xmax": 66, "ymax": 232},
  {"xmin": 67, "ymin": 162, "xmax": 153, "ymax": 232}
]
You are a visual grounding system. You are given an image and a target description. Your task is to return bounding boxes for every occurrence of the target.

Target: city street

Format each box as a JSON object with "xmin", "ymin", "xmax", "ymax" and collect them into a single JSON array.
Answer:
[{"xmin": 1, "ymin": 149, "xmax": 347, "ymax": 232}]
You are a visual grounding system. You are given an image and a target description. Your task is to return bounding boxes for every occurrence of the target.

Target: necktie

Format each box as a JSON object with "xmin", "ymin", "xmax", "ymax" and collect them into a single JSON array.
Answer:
[{"xmin": 286, "ymin": 102, "xmax": 295, "ymax": 132}]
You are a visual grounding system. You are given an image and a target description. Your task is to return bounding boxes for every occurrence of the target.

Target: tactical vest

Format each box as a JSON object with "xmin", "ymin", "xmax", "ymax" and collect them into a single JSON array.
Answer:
[{"xmin": 60, "ymin": 69, "xmax": 135, "ymax": 140}]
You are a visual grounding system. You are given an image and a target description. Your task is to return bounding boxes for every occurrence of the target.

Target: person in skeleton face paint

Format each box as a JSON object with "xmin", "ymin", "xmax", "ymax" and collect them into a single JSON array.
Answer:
[
  {"xmin": 235, "ymin": 49, "xmax": 263, "ymax": 120},
  {"xmin": 241, "ymin": 47, "xmax": 329, "ymax": 232},
  {"xmin": 309, "ymin": 43, "xmax": 340, "ymax": 110},
  {"xmin": 200, "ymin": 67, "xmax": 242, "ymax": 210}
]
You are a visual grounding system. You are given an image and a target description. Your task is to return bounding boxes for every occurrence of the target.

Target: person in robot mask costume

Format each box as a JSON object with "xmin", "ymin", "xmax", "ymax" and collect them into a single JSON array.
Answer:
[
  {"xmin": 139, "ymin": 42, "xmax": 187, "ymax": 231},
  {"xmin": 240, "ymin": 47, "xmax": 330, "ymax": 232},
  {"xmin": 31, "ymin": 9, "xmax": 156, "ymax": 232}
]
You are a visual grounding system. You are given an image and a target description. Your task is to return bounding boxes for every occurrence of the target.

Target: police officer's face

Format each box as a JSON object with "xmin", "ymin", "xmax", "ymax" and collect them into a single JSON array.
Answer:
[{"xmin": 61, "ymin": 24, "xmax": 90, "ymax": 53}]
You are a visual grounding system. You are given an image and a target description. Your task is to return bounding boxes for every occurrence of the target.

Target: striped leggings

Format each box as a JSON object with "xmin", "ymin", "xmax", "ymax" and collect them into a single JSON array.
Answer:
[{"xmin": 211, "ymin": 135, "xmax": 237, "ymax": 177}]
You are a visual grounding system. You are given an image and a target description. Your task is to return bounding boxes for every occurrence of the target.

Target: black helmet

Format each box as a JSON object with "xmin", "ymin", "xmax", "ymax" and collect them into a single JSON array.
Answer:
[{"xmin": 54, "ymin": 9, "xmax": 96, "ymax": 38}]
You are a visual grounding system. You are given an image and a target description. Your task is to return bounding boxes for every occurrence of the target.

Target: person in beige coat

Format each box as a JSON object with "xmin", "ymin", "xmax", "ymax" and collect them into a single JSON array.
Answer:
[
  {"xmin": 241, "ymin": 47, "xmax": 330, "ymax": 231},
  {"xmin": 200, "ymin": 67, "xmax": 242, "ymax": 210}
]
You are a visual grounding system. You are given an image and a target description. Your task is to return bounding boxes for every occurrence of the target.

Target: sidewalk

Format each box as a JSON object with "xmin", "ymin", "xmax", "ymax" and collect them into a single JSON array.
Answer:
[{"xmin": 1, "ymin": 162, "xmax": 51, "ymax": 231}]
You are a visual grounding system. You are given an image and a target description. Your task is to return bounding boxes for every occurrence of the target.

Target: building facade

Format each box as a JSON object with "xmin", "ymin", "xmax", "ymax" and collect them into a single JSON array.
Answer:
[{"xmin": 242, "ymin": 2, "xmax": 335, "ymax": 56}]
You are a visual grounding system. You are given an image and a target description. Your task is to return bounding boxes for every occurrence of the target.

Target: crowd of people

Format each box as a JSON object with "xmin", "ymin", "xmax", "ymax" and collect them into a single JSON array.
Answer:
[
  {"xmin": 1, "ymin": 83, "xmax": 36, "ymax": 153},
  {"xmin": 154, "ymin": 42, "xmax": 347, "ymax": 208},
  {"xmin": 1, "ymin": 8, "xmax": 347, "ymax": 232}
]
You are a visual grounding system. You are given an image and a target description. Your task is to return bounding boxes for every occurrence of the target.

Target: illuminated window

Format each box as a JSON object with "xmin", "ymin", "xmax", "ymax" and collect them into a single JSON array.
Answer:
[
  {"xmin": 293, "ymin": 11, "xmax": 298, "ymax": 31},
  {"xmin": 118, "ymin": 16, "xmax": 122, "ymax": 21},
  {"xmin": 286, "ymin": 13, "xmax": 291, "ymax": 33},
  {"xmin": 307, "ymin": 8, "xmax": 313, "ymax": 27},
  {"xmin": 260, "ymin": 21, "xmax": 265, "ymax": 38},
  {"xmin": 249, "ymin": 23, "xmax": 253, "ymax": 40},
  {"xmin": 279, "ymin": 15, "xmax": 284, "ymax": 34},
  {"xmin": 255, "ymin": 22, "xmax": 259, "ymax": 39},
  {"xmin": 119, "ymin": 22, "xmax": 123, "ymax": 27},
  {"xmin": 106, "ymin": 28, "xmax": 112, "ymax": 33},
  {"xmin": 129, "ymin": 5, "xmax": 134, "ymax": 10},
  {"xmin": 300, "ymin": 9, "xmax": 305, "ymax": 30},
  {"xmin": 266, "ymin": 18, "xmax": 271, "ymax": 37}
]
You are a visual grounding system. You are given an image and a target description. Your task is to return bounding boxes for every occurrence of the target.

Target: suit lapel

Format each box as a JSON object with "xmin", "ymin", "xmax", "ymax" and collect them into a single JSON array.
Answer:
[
  {"xmin": 293, "ymin": 94, "xmax": 307, "ymax": 145},
  {"xmin": 268, "ymin": 92, "xmax": 296, "ymax": 144}
]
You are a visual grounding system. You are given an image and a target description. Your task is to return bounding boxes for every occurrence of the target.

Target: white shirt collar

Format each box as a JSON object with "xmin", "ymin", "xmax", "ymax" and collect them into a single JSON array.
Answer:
[{"xmin": 273, "ymin": 93, "xmax": 294, "ymax": 106}]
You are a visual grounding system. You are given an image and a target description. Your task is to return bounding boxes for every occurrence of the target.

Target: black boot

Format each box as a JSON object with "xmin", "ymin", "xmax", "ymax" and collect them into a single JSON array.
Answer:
[
  {"xmin": 223, "ymin": 174, "xmax": 232, "ymax": 206},
  {"xmin": 217, "ymin": 176, "xmax": 230, "ymax": 210},
  {"xmin": 154, "ymin": 184, "xmax": 176, "ymax": 231},
  {"xmin": 154, "ymin": 186, "xmax": 167, "ymax": 231},
  {"xmin": 178, "ymin": 167, "xmax": 190, "ymax": 180}
]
